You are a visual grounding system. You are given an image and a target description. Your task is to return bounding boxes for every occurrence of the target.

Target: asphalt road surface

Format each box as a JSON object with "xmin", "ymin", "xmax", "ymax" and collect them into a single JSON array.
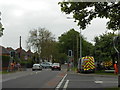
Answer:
[
  {"xmin": 1, "ymin": 65, "xmax": 118, "ymax": 90},
  {"xmin": 2, "ymin": 68, "xmax": 66, "ymax": 88},
  {"xmin": 58, "ymin": 72, "xmax": 118, "ymax": 89}
]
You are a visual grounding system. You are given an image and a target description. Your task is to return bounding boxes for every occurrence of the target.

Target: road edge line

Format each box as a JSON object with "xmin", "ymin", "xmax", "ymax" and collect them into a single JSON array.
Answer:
[
  {"xmin": 63, "ymin": 80, "xmax": 69, "ymax": 89},
  {"xmin": 55, "ymin": 74, "xmax": 67, "ymax": 89}
]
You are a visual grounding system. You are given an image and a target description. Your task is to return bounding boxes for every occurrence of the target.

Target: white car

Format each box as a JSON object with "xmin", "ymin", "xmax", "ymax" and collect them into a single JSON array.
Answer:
[
  {"xmin": 51, "ymin": 63, "xmax": 61, "ymax": 71},
  {"xmin": 41, "ymin": 62, "xmax": 52, "ymax": 68},
  {"xmin": 32, "ymin": 64, "xmax": 42, "ymax": 71}
]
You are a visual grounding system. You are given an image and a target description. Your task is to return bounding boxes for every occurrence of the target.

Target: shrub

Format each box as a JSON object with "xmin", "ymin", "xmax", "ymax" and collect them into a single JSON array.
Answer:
[{"xmin": 2, "ymin": 55, "xmax": 10, "ymax": 67}]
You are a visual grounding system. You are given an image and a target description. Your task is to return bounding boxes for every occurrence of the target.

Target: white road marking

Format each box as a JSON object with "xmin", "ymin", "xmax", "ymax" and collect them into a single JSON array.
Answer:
[
  {"xmin": 55, "ymin": 74, "xmax": 67, "ymax": 90},
  {"xmin": 63, "ymin": 80, "xmax": 69, "ymax": 89},
  {"xmin": 95, "ymin": 81, "xmax": 103, "ymax": 83}
]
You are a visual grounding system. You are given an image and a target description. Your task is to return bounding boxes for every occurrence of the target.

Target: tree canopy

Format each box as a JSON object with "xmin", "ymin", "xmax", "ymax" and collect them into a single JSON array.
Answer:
[
  {"xmin": 59, "ymin": 2, "xmax": 120, "ymax": 30},
  {"xmin": 27, "ymin": 27, "xmax": 55, "ymax": 61},
  {"xmin": 94, "ymin": 32, "xmax": 118, "ymax": 62},
  {"xmin": 58, "ymin": 28, "xmax": 94, "ymax": 64}
]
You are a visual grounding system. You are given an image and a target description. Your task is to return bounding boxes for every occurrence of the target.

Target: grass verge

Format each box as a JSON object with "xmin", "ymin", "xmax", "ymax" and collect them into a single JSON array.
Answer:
[
  {"xmin": 95, "ymin": 70, "xmax": 117, "ymax": 76},
  {"xmin": 0, "ymin": 70, "xmax": 17, "ymax": 74}
]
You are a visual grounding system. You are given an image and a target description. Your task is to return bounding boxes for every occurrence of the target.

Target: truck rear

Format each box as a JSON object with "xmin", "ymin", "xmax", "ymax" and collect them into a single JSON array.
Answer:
[{"xmin": 79, "ymin": 56, "xmax": 95, "ymax": 73}]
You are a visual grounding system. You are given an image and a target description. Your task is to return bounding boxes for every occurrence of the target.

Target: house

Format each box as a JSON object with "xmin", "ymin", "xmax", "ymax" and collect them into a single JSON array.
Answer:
[
  {"xmin": 6, "ymin": 47, "xmax": 16, "ymax": 57},
  {"xmin": 26, "ymin": 49, "xmax": 33, "ymax": 59},
  {"xmin": 15, "ymin": 48, "xmax": 27, "ymax": 60},
  {"xmin": 0, "ymin": 46, "xmax": 10, "ymax": 70},
  {"xmin": 0, "ymin": 45, "xmax": 10, "ymax": 56}
]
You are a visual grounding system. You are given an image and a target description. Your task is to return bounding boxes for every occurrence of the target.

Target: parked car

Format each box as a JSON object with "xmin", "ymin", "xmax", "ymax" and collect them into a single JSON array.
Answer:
[
  {"xmin": 41, "ymin": 62, "xmax": 52, "ymax": 68},
  {"xmin": 47, "ymin": 62, "xmax": 53, "ymax": 68},
  {"xmin": 32, "ymin": 64, "xmax": 42, "ymax": 71},
  {"xmin": 51, "ymin": 63, "xmax": 61, "ymax": 71}
]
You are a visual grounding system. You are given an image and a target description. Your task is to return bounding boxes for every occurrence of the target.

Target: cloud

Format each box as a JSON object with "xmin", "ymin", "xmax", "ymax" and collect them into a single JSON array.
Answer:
[{"xmin": 0, "ymin": 0, "xmax": 112, "ymax": 51}]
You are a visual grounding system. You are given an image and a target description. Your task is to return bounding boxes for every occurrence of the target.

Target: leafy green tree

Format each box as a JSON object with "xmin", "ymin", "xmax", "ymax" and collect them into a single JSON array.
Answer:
[
  {"xmin": 94, "ymin": 32, "xmax": 118, "ymax": 62},
  {"xmin": 59, "ymin": 2, "xmax": 120, "ymax": 30},
  {"xmin": 27, "ymin": 27, "xmax": 55, "ymax": 62},
  {"xmin": 58, "ymin": 28, "xmax": 94, "ymax": 65}
]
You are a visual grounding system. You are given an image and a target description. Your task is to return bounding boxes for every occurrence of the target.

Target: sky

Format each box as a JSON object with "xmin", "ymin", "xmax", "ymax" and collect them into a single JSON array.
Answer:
[{"xmin": 0, "ymin": 0, "xmax": 113, "ymax": 51}]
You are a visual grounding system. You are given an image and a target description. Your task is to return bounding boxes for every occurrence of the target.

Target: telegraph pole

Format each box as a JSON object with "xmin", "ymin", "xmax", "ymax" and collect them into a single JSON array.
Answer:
[
  {"xmin": 78, "ymin": 29, "xmax": 82, "ymax": 72},
  {"xmin": 113, "ymin": 33, "xmax": 120, "ymax": 87},
  {"xmin": 80, "ymin": 29, "xmax": 82, "ymax": 59}
]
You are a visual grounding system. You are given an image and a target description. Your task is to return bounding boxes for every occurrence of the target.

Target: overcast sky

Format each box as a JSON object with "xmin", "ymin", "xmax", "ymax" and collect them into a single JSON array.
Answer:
[{"xmin": 0, "ymin": 0, "xmax": 112, "ymax": 51}]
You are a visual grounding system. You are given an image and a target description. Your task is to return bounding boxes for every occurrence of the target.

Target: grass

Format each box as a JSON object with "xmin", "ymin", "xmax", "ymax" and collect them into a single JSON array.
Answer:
[
  {"xmin": 0, "ymin": 70, "xmax": 18, "ymax": 74},
  {"xmin": 71, "ymin": 67, "xmax": 117, "ymax": 76},
  {"xmin": 95, "ymin": 70, "xmax": 117, "ymax": 76},
  {"xmin": 71, "ymin": 66, "xmax": 78, "ymax": 72},
  {"xmin": 104, "ymin": 87, "xmax": 120, "ymax": 90}
]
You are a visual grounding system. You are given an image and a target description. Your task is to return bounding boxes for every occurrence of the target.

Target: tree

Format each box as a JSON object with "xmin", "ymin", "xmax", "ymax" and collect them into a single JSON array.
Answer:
[
  {"xmin": 58, "ymin": 28, "xmax": 94, "ymax": 65},
  {"xmin": 27, "ymin": 27, "xmax": 55, "ymax": 62},
  {"xmin": 0, "ymin": 12, "xmax": 4, "ymax": 37},
  {"xmin": 58, "ymin": 2, "xmax": 120, "ymax": 30},
  {"xmin": 94, "ymin": 32, "xmax": 118, "ymax": 62}
]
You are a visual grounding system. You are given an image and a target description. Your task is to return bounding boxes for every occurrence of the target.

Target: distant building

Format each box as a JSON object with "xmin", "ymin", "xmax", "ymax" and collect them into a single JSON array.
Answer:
[
  {"xmin": 0, "ymin": 46, "xmax": 10, "ymax": 70},
  {"xmin": 6, "ymin": 47, "xmax": 15, "ymax": 52},
  {"xmin": 0, "ymin": 45, "xmax": 10, "ymax": 56},
  {"xmin": 6, "ymin": 47, "xmax": 16, "ymax": 57},
  {"xmin": 26, "ymin": 49, "xmax": 33, "ymax": 58},
  {"xmin": 16, "ymin": 48, "xmax": 27, "ymax": 60}
]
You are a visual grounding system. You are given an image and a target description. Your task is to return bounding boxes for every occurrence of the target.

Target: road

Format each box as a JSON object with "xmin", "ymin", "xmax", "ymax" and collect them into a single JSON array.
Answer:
[
  {"xmin": 1, "ymin": 65, "xmax": 118, "ymax": 90},
  {"xmin": 59, "ymin": 72, "xmax": 118, "ymax": 89}
]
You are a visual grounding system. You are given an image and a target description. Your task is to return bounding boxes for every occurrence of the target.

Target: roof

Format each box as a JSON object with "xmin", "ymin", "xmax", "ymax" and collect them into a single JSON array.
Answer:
[
  {"xmin": 6, "ymin": 47, "xmax": 15, "ymax": 52},
  {"xmin": 0, "ymin": 46, "xmax": 10, "ymax": 56},
  {"xmin": 27, "ymin": 49, "xmax": 33, "ymax": 54},
  {"xmin": 15, "ymin": 48, "xmax": 26, "ymax": 55}
]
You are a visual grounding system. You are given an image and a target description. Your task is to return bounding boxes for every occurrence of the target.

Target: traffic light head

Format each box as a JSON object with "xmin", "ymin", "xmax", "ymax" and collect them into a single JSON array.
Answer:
[
  {"xmin": 68, "ymin": 50, "xmax": 72, "ymax": 57},
  {"xmin": 10, "ymin": 51, "xmax": 15, "ymax": 57}
]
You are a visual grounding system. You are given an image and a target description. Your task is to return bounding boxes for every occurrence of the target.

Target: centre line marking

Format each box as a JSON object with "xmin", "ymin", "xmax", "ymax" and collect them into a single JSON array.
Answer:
[
  {"xmin": 55, "ymin": 74, "xmax": 67, "ymax": 89},
  {"xmin": 95, "ymin": 81, "xmax": 103, "ymax": 83},
  {"xmin": 63, "ymin": 80, "xmax": 69, "ymax": 89}
]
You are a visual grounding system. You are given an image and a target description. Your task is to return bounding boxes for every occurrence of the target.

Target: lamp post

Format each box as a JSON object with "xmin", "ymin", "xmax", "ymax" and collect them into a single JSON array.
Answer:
[
  {"xmin": 113, "ymin": 34, "xmax": 120, "ymax": 87},
  {"xmin": 78, "ymin": 29, "xmax": 82, "ymax": 72},
  {"xmin": 67, "ymin": 17, "xmax": 82, "ymax": 72}
]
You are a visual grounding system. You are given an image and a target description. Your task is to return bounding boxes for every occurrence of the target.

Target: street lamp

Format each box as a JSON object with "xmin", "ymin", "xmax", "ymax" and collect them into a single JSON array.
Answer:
[
  {"xmin": 67, "ymin": 17, "xmax": 82, "ymax": 72},
  {"xmin": 113, "ymin": 35, "xmax": 120, "ymax": 87}
]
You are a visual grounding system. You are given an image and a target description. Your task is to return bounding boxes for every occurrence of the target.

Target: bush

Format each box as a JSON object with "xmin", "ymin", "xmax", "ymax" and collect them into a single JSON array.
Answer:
[
  {"xmin": 20, "ymin": 60, "xmax": 33, "ymax": 68},
  {"xmin": 2, "ymin": 55, "xmax": 10, "ymax": 67}
]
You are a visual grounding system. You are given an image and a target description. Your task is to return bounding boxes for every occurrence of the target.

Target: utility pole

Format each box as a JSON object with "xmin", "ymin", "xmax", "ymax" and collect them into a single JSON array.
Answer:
[
  {"xmin": 77, "ymin": 35, "xmax": 78, "ymax": 64},
  {"xmin": 78, "ymin": 29, "xmax": 82, "ymax": 72},
  {"xmin": 66, "ymin": 17, "xmax": 82, "ymax": 72},
  {"xmin": 80, "ymin": 29, "xmax": 82, "ymax": 59},
  {"xmin": 113, "ymin": 34, "xmax": 120, "ymax": 87}
]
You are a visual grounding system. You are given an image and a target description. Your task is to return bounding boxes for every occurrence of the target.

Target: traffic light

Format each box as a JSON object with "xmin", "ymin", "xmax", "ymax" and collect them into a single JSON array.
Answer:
[
  {"xmin": 68, "ymin": 50, "xmax": 72, "ymax": 57},
  {"xmin": 10, "ymin": 51, "xmax": 15, "ymax": 57}
]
